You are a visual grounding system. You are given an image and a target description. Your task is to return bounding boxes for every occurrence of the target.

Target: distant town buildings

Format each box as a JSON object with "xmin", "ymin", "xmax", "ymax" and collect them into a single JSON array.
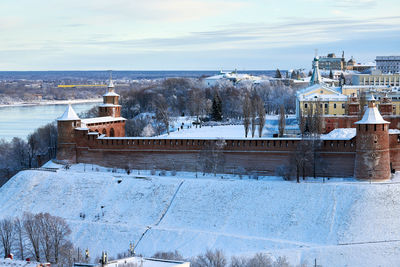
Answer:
[
  {"xmin": 202, "ymin": 70, "xmax": 262, "ymax": 87},
  {"xmin": 297, "ymin": 54, "xmax": 400, "ymax": 118},
  {"xmin": 376, "ymin": 56, "xmax": 400, "ymax": 74},
  {"xmin": 318, "ymin": 52, "xmax": 346, "ymax": 71}
]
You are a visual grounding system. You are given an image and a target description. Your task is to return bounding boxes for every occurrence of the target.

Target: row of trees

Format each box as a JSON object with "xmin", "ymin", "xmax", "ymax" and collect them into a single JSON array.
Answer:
[
  {"xmin": 149, "ymin": 249, "xmax": 291, "ymax": 267},
  {"xmin": 119, "ymin": 78, "xmax": 297, "ymax": 137},
  {"xmin": 0, "ymin": 122, "xmax": 57, "ymax": 186},
  {"xmin": 0, "ymin": 213, "xmax": 74, "ymax": 265}
]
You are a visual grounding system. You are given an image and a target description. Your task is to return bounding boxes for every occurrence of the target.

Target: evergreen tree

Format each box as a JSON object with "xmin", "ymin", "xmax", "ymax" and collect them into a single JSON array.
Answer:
[
  {"xmin": 211, "ymin": 91, "xmax": 223, "ymax": 121},
  {"xmin": 275, "ymin": 68, "xmax": 282, "ymax": 79},
  {"xmin": 290, "ymin": 70, "xmax": 296, "ymax": 79},
  {"xmin": 329, "ymin": 69, "xmax": 334, "ymax": 79},
  {"xmin": 308, "ymin": 70, "xmax": 312, "ymax": 77}
]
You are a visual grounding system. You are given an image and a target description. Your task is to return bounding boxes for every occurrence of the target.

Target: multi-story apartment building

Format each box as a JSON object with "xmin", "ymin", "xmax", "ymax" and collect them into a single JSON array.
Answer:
[
  {"xmin": 352, "ymin": 72, "xmax": 400, "ymax": 87},
  {"xmin": 318, "ymin": 53, "xmax": 346, "ymax": 71},
  {"xmin": 376, "ymin": 56, "xmax": 400, "ymax": 74}
]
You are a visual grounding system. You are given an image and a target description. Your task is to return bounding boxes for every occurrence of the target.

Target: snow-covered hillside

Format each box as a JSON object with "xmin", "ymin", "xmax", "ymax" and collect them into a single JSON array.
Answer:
[{"xmin": 1, "ymin": 163, "xmax": 400, "ymax": 266}]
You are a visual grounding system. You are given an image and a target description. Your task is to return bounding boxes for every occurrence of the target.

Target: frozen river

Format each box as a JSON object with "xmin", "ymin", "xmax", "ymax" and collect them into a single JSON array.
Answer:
[{"xmin": 0, "ymin": 102, "xmax": 98, "ymax": 141}]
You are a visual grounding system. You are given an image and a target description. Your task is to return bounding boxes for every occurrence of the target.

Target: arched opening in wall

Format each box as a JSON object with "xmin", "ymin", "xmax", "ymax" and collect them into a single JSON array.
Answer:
[
  {"xmin": 110, "ymin": 128, "xmax": 115, "ymax": 137},
  {"xmin": 102, "ymin": 129, "xmax": 107, "ymax": 136}
]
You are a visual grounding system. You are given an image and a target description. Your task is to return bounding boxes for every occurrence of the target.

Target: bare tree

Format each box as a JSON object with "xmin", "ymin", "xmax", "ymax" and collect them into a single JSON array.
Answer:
[
  {"xmin": 154, "ymin": 94, "xmax": 170, "ymax": 135},
  {"xmin": 199, "ymin": 139, "xmax": 226, "ymax": 176},
  {"xmin": 250, "ymin": 96, "xmax": 257, "ymax": 137},
  {"xmin": 14, "ymin": 218, "xmax": 26, "ymax": 260},
  {"xmin": 37, "ymin": 213, "xmax": 53, "ymax": 262},
  {"xmin": 192, "ymin": 249, "xmax": 227, "ymax": 267},
  {"xmin": 278, "ymin": 104, "xmax": 286, "ymax": 137},
  {"xmin": 243, "ymin": 94, "xmax": 251, "ymax": 137},
  {"xmin": 257, "ymin": 98, "xmax": 266, "ymax": 138},
  {"xmin": 23, "ymin": 212, "xmax": 41, "ymax": 262},
  {"xmin": 188, "ymin": 88, "xmax": 206, "ymax": 123},
  {"xmin": 0, "ymin": 218, "xmax": 14, "ymax": 257},
  {"xmin": 50, "ymin": 215, "xmax": 71, "ymax": 264}
]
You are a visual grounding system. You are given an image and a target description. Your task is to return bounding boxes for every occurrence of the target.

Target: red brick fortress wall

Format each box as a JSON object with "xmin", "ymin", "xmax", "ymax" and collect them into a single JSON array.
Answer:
[
  {"xmin": 72, "ymin": 129, "xmax": 357, "ymax": 178},
  {"xmin": 390, "ymin": 133, "xmax": 400, "ymax": 171}
]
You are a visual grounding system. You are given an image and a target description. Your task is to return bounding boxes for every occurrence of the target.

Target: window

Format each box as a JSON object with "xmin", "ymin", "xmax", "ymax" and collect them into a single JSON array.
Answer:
[
  {"xmin": 325, "ymin": 103, "xmax": 328, "ymax": 108},
  {"xmin": 304, "ymin": 103, "xmax": 308, "ymax": 108},
  {"xmin": 334, "ymin": 103, "xmax": 337, "ymax": 109},
  {"xmin": 342, "ymin": 103, "xmax": 345, "ymax": 109}
]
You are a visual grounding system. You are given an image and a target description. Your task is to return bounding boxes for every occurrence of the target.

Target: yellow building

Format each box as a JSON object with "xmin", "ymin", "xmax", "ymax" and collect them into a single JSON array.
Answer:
[{"xmin": 296, "ymin": 84, "xmax": 348, "ymax": 118}]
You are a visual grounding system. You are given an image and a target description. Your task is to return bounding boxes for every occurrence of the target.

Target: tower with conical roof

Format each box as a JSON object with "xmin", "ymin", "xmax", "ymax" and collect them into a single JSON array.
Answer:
[
  {"xmin": 354, "ymin": 96, "xmax": 391, "ymax": 180},
  {"xmin": 57, "ymin": 104, "xmax": 81, "ymax": 162},
  {"xmin": 309, "ymin": 56, "xmax": 322, "ymax": 86},
  {"xmin": 99, "ymin": 76, "xmax": 121, "ymax": 117}
]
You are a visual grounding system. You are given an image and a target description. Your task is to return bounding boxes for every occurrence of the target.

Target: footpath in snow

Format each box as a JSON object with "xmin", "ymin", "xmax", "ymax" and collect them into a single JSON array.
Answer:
[{"xmin": 1, "ymin": 162, "xmax": 400, "ymax": 266}]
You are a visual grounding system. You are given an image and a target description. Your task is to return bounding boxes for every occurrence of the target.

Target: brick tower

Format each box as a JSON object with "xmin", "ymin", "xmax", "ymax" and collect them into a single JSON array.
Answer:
[
  {"xmin": 57, "ymin": 105, "xmax": 81, "ymax": 162},
  {"xmin": 379, "ymin": 94, "xmax": 393, "ymax": 116},
  {"xmin": 99, "ymin": 78, "xmax": 121, "ymax": 117},
  {"xmin": 354, "ymin": 96, "xmax": 391, "ymax": 180},
  {"xmin": 348, "ymin": 95, "xmax": 359, "ymax": 116}
]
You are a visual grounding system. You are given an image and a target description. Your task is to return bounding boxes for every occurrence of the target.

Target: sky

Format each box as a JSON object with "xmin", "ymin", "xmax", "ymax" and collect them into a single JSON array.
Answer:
[{"xmin": 0, "ymin": 0, "xmax": 400, "ymax": 70}]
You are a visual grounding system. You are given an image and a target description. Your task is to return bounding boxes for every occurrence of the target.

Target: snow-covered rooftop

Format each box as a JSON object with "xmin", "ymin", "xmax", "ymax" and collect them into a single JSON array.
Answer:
[
  {"xmin": 105, "ymin": 257, "xmax": 189, "ymax": 267},
  {"xmin": 99, "ymin": 103, "xmax": 120, "ymax": 107},
  {"xmin": 321, "ymin": 128, "xmax": 356, "ymax": 140},
  {"xmin": 0, "ymin": 259, "xmax": 39, "ymax": 266},
  {"xmin": 81, "ymin": 116, "xmax": 126, "ymax": 125},
  {"xmin": 355, "ymin": 103, "xmax": 390, "ymax": 124},
  {"xmin": 57, "ymin": 104, "xmax": 80, "ymax": 121},
  {"xmin": 103, "ymin": 91, "xmax": 119, "ymax": 97},
  {"xmin": 389, "ymin": 129, "xmax": 400, "ymax": 134}
]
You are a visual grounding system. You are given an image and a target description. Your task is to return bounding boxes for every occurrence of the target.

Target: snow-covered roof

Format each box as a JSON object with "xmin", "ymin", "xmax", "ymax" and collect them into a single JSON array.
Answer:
[
  {"xmin": 355, "ymin": 104, "xmax": 390, "ymax": 125},
  {"xmin": 81, "ymin": 116, "xmax": 126, "ymax": 124},
  {"xmin": 0, "ymin": 258, "xmax": 39, "ymax": 266},
  {"xmin": 108, "ymin": 79, "xmax": 115, "ymax": 88},
  {"xmin": 321, "ymin": 128, "xmax": 356, "ymax": 140},
  {"xmin": 58, "ymin": 104, "xmax": 80, "ymax": 121},
  {"xmin": 105, "ymin": 257, "xmax": 189, "ymax": 267},
  {"xmin": 99, "ymin": 103, "xmax": 121, "ymax": 107},
  {"xmin": 297, "ymin": 84, "xmax": 348, "ymax": 101},
  {"xmin": 103, "ymin": 91, "xmax": 119, "ymax": 97},
  {"xmin": 389, "ymin": 129, "xmax": 400, "ymax": 134}
]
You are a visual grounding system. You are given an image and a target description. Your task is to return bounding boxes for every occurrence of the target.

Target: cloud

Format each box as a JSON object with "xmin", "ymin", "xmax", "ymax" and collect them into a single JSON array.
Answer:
[
  {"xmin": 67, "ymin": 15, "xmax": 400, "ymax": 52},
  {"xmin": 73, "ymin": 0, "xmax": 246, "ymax": 22}
]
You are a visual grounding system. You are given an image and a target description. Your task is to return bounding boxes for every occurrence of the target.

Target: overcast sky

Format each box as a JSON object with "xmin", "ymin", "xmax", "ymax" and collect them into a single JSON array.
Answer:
[{"xmin": 1, "ymin": 0, "xmax": 399, "ymax": 70}]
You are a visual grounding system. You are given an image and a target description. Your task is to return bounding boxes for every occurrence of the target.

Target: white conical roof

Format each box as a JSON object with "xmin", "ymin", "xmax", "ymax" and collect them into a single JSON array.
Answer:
[
  {"xmin": 355, "ymin": 100, "xmax": 389, "ymax": 125},
  {"xmin": 108, "ymin": 79, "xmax": 115, "ymax": 88},
  {"xmin": 58, "ymin": 104, "xmax": 80, "ymax": 121}
]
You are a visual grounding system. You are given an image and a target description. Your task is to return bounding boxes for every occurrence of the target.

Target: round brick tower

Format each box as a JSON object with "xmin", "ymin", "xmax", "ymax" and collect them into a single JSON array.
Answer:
[
  {"xmin": 57, "ymin": 105, "xmax": 81, "ymax": 162},
  {"xmin": 99, "ymin": 79, "xmax": 121, "ymax": 117},
  {"xmin": 354, "ymin": 96, "xmax": 391, "ymax": 180}
]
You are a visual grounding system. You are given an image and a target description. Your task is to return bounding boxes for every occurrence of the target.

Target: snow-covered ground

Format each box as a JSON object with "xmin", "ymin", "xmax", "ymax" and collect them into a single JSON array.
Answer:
[
  {"xmin": 162, "ymin": 115, "xmax": 300, "ymax": 138},
  {"xmin": 1, "ymin": 162, "xmax": 400, "ymax": 266}
]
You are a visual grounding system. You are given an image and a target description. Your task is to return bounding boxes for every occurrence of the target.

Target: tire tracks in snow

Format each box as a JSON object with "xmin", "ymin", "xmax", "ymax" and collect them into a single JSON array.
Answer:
[{"xmin": 135, "ymin": 180, "xmax": 185, "ymax": 250}]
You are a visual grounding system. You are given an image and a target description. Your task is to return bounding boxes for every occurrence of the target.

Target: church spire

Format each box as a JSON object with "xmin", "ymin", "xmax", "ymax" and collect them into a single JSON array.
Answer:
[{"xmin": 309, "ymin": 56, "xmax": 322, "ymax": 86}]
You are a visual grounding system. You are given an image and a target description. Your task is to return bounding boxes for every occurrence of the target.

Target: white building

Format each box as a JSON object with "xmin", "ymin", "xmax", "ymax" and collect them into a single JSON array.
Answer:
[
  {"xmin": 375, "ymin": 56, "xmax": 400, "ymax": 74},
  {"xmin": 202, "ymin": 71, "xmax": 261, "ymax": 87}
]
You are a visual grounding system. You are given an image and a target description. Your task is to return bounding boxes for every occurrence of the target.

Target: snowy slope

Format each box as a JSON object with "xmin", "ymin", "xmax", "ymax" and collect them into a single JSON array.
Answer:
[{"xmin": 1, "ymin": 163, "xmax": 400, "ymax": 266}]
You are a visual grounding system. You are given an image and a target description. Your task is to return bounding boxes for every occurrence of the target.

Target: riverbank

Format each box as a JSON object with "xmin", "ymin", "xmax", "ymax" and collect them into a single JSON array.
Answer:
[{"xmin": 0, "ymin": 98, "xmax": 102, "ymax": 108}]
